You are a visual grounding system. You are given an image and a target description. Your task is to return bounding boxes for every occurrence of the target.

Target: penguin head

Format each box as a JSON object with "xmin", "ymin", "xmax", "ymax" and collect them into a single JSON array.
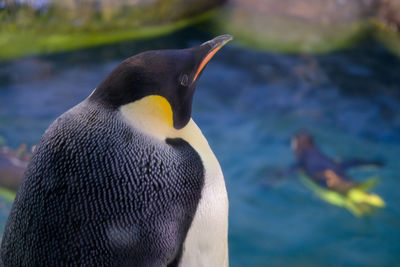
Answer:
[
  {"xmin": 89, "ymin": 35, "xmax": 232, "ymax": 130},
  {"xmin": 291, "ymin": 131, "xmax": 315, "ymax": 156}
]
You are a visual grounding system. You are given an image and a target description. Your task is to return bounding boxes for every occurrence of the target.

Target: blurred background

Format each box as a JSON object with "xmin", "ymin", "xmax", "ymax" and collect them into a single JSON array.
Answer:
[{"xmin": 1, "ymin": 0, "xmax": 400, "ymax": 265}]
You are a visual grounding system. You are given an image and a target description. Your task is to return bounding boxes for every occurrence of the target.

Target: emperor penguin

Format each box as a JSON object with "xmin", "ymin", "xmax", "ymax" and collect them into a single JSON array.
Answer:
[{"xmin": 1, "ymin": 35, "xmax": 232, "ymax": 266}]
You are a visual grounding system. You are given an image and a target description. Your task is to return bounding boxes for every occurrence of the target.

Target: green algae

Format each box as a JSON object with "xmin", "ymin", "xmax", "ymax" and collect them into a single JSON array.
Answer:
[
  {"xmin": 0, "ymin": 0, "xmax": 223, "ymax": 60},
  {"xmin": 0, "ymin": 10, "xmax": 215, "ymax": 60},
  {"xmin": 0, "ymin": 187, "xmax": 15, "ymax": 203}
]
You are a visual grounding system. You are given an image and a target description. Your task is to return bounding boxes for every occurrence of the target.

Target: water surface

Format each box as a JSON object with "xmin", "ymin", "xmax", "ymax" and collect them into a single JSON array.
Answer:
[{"xmin": 0, "ymin": 28, "xmax": 399, "ymax": 265}]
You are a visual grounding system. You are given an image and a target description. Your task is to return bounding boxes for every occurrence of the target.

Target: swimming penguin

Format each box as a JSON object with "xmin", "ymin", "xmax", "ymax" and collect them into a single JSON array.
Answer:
[
  {"xmin": 1, "ymin": 35, "xmax": 232, "ymax": 266},
  {"xmin": 291, "ymin": 132, "xmax": 385, "ymax": 216}
]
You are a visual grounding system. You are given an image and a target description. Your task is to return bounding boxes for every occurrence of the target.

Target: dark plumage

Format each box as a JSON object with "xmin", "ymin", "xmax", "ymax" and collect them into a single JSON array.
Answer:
[
  {"xmin": 1, "ymin": 35, "xmax": 233, "ymax": 266},
  {"xmin": 1, "ymin": 102, "xmax": 203, "ymax": 266}
]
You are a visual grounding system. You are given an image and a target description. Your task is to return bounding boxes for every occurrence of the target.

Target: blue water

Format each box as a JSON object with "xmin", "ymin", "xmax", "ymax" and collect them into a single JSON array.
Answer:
[{"xmin": 1, "ymin": 28, "xmax": 400, "ymax": 265}]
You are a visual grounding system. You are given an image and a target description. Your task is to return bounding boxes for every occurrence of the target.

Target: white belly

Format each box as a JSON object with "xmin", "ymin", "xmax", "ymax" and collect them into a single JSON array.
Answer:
[
  {"xmin": 177, "ymin": 120, "xmax": 229, "ymax": 267},
  {"xmin": 178, "ymin": 170, "xmax": 229, "ymax": 266}
]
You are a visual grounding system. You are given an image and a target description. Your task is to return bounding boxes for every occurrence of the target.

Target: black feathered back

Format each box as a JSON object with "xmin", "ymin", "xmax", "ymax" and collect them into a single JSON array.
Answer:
[{"xmin": 1, "ymin": 100, "xmax": 204, "ymax": 266}]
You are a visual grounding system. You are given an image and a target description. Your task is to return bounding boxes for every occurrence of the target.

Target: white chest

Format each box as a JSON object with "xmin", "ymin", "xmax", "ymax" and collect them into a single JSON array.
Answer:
[
  {"xmin": 119, "ymin": 97, "xmax": 229, "ymax": 266},
  {"xmin": 177, "ymin": 121, "xmax": 229, "ymax": 267}
]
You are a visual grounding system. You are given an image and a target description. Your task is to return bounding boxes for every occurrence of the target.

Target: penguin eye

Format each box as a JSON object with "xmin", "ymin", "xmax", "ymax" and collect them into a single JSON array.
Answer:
[{"xmin": 180, "ymin": 74, "xmax": 189, "ymax": 87}]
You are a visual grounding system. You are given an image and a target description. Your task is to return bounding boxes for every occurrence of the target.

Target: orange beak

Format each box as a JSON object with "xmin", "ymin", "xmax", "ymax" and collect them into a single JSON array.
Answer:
[{"xmin": 193, "ymin": 34, "xmax": 233, "ymax": 82}]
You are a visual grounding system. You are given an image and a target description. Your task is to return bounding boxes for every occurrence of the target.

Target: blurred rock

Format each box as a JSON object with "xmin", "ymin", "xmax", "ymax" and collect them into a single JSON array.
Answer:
[
  {"xmin": 212, "ymin": 0, "xmax": 400, "ymax": 55},
  {"xmin": 374, "ymin": 0, "xmax": 400, "ymax": 57},
  {"xmin": 0, "ymin": 144, "xmax": 31, "ymax": 191},
  {"xmin": 2, "ymin": 0, "xmax": 400, "ymax": 58},
  {"xmin": 213, "ymin": 0, "xmax": 378, "ymax": 53},
  {"xmin": 0, "ymin": 0, "xmax": 225, "ymax": 60},
  {"xmin": 378, "ymin": 0, "xmax": 400, "ymax": 30}
]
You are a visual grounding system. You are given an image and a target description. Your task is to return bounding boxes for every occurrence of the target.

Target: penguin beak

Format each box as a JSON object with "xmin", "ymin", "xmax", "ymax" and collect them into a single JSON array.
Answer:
[
  {"xmin": 193, "ymin": 34, "xmax": 233, "ymax": 82},
  {"xmin": 171, "ymin": 35, "xmax": 232, "ymax": 130}
]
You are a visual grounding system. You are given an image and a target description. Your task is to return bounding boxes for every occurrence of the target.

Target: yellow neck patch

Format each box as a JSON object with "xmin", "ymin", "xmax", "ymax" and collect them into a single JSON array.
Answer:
[
  {"xmin": 120, "ymin": 95, "xmax": 174, "ymax": 139},
  {"xmin": 119, "ymin": 95, "xmax": 215, "ymax": 163}
]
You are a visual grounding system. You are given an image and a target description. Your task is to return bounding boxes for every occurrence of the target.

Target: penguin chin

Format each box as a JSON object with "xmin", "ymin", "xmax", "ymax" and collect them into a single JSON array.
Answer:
[{"xmin": 172, "ymin": 96, "xmax": 193, "ymax": 130}]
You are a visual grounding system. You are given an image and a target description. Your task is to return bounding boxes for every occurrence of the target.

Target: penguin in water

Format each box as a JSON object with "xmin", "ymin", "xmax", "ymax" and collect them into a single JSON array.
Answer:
[
  {"xmin": 291, "ymin": 132, "xmax": 385, "ymax": 216},
  {"xmin": 1, "ymin": 35, "xmax": 232, "ymax": 266}
]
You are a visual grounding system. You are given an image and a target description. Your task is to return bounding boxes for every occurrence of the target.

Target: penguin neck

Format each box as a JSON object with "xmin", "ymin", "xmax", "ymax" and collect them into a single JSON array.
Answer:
[
  {"xmin": 120, "ymin": 95, "xmax": 174, "ymax": 139},
  {"xmin": 119, "ymin": 95, "xmax": 214, "ymax": 160}
]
